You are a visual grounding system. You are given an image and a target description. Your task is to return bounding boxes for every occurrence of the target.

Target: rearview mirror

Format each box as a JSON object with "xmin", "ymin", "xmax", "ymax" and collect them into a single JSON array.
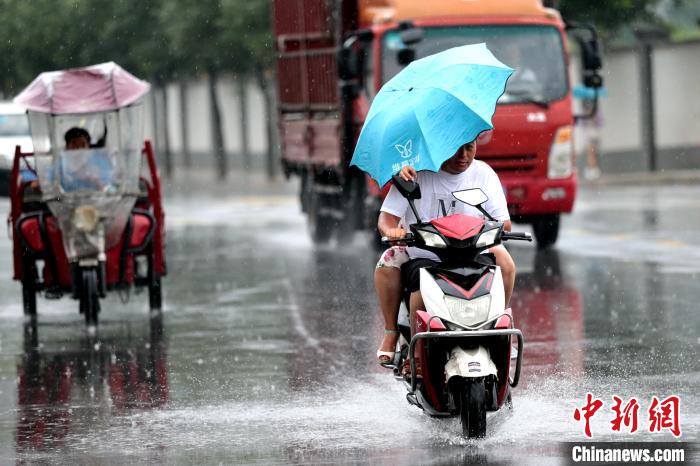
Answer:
[
  {"xmin": 391, "ymin": 174, "xmax": 421, "ymax": 200},
  {"xmin": 453, "ymin": 188, "xmax": 487, "ymax": 206}
]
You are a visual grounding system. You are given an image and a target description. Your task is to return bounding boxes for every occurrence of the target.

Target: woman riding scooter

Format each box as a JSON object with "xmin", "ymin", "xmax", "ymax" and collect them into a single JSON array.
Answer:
[{"xmin": 375, "ymin": 139, "xmax": 515, "ymax": 372}]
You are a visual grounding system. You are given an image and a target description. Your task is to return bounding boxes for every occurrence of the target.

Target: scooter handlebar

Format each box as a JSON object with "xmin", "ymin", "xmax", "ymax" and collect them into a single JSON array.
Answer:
[
  {"xmin": 380, "ymin": 233, "xmax": 415, "ymax": 245},
  {"xmin": 501, "ymin": 231, "xmax": 533, "ymax": 242}
]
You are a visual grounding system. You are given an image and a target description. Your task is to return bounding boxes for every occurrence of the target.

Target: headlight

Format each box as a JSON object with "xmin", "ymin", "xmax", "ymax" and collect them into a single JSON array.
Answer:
[
  {"xmin": 548, "ymin": 125, "xmax": 574, "ymax": 179},
  {"xmin": 418, "ymin": 230, "xmax": 446, "ymax": 248},
  {"xmin": 475, "ymin": 228, "xmax": 499, "ymax": 248},
  {"xmin": 444, "ymin": 295, "xmax": 492, "ymax": 326},
  {"xmin": 73, "ymin": 206, "xmax": 99, "ymax": 233}
]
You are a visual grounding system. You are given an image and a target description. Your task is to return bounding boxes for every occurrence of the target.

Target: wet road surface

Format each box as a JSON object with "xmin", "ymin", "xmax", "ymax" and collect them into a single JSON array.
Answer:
[{"xmin": 0, "ymin": 175, "xmax": 698, "ymax": 464}]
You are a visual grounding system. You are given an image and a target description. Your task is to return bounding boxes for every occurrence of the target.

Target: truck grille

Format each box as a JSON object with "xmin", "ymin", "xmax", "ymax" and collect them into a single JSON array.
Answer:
[{"xmin": 479, "ymin": 154, "xmax": 539, "ymax": 176}]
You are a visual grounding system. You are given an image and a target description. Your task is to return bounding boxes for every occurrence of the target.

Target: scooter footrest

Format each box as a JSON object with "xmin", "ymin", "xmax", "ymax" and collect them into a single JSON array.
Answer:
[{"xmin": 406, "ymin": 393, "xmax": 422, "ymax": 410}]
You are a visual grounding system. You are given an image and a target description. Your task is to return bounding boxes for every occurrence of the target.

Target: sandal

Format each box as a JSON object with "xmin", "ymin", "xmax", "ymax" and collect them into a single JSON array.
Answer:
[
  {"xmin": 401, "ymin": 357, "xmax": 422, "ymax": 380},
  {"xmin": 401, "ymin": 358, "xmax": 412, "ymax": 379},
  {"xmin": 377, "ymin": 329, "xmax": 399, "ymax": 366}
]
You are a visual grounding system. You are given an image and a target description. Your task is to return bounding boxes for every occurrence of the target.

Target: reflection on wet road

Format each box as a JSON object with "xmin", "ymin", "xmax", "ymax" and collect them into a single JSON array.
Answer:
[{"xmin": 0, "ymin": 180, "xmax": 698, "ymax": 464}]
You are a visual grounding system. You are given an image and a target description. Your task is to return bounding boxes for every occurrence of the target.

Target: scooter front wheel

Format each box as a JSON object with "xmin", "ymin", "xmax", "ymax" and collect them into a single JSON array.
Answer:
[{"xmin": 459, "ymin": 378, "xmax": 487, "ymax": 438}]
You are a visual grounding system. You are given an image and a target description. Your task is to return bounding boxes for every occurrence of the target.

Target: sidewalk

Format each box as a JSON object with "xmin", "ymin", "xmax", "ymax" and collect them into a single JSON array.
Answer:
[{"xmin": 579, "ymin": 168, "xmax": 700, "ymax": 187}]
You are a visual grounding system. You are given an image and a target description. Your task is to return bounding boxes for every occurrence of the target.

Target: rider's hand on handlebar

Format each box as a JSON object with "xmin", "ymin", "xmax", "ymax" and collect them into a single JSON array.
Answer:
[
  {"xmin": 399, "ymin": 166, "xmax": 417, "ymax": 182},
  {"xmin": 385, "ymin": 227, "xmax": 406, "ymax": 241}
]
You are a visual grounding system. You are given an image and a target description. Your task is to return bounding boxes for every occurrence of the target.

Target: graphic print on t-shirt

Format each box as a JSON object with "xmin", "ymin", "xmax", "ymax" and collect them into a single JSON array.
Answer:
[{"xmin": 433, "ymin": 197, "xmax": 458, "ymax": 218}]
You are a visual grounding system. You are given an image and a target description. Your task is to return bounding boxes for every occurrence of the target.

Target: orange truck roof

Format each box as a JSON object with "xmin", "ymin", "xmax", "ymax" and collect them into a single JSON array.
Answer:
[{"xmin": 359, "ymin": 0, "xmax": 559, "ymax": 25}]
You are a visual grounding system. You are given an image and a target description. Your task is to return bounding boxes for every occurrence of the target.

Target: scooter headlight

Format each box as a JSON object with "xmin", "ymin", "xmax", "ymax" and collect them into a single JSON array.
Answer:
[
  {"xmin": 475, "ymin": 228, "xmax": 499, "ymax": 248},
  {"xmin": 72, "ymin": 206, "xmax": 99, "ymax": 233},
  {"xmin": 418, "ymin": 230, "xmax": 447, "ymax": 248},
  {"xmin": 444, "ymin": 295, "xmax": 492, "ymax": 326}
]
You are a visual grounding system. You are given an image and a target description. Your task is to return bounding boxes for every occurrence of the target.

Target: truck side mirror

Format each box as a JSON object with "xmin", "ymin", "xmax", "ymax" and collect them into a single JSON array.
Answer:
[
  {"xmin": 391, "ymin": 174, "xmax": 421, "ymax": 200},
  {"xmin": 338, "ymin": 47, "xmax": 359, "ymax": 80},
  {"xmin": 566, "ymin": 21, "xmax": 603, "ymax": 75},
  {"xmin": 566, "ymin": 21, "xmax": 604, "ymax": 120},
  {"xmin": 338, "ymin": 30, "xmax": 374, "ymax": 80},
  {"xmin": 399, "ymin": 27, "xmax": 423, "ymax": 45},
  {"xmin": 397, "ymin": 48, "xmax": 416, "ymax": 66}
]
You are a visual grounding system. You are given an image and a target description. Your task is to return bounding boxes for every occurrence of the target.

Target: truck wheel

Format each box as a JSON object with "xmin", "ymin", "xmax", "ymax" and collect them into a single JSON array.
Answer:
[
  {"xmin": 308, "ymin": 191, "xmax": 335, "ymax": 244},
  {"xmin": 531, "ymin": 214, "xmax": 560, "ymax": 249}
]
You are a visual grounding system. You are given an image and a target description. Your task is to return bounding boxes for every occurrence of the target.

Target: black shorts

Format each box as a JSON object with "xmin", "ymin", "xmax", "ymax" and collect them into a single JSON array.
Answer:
[{"xmin": 401, "ymin": 258, "xmax": 440, "ymax": 293}]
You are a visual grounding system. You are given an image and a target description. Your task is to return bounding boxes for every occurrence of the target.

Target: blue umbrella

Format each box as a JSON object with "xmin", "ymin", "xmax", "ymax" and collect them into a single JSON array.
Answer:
[{"xmin": 350, "ymin": 43, "xmax": 512, "ymax": 186}]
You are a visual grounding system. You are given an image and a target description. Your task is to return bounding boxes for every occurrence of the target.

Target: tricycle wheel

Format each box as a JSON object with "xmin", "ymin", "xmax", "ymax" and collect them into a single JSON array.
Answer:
[
  {"xmin": 21, "ymin": 263, "xmax": 37, "ymax": 317},
  {"xmin": 149, "ymin": 275, "xmax": 162, "ymax": 311},
  {"xmin": 80, "ymin": 269, "xmax": 100, "ymax": 327},
  {"xmin": 22, "ymin": 281, "xmax": 37, "ymax": 317}
]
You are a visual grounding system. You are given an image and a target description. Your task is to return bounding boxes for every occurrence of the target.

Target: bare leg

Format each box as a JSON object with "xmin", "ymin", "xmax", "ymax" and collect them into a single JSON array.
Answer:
[
  {"xmin": 374, "ymin": 266, "xmax": 402, "ymax": 353},
  {"xmin": 491, "ymin": 245, "xmax": 515, "ymax": 306},
  {"xmin": 409, "ymin": 290, "xmax": 425, "ymax": 337}
]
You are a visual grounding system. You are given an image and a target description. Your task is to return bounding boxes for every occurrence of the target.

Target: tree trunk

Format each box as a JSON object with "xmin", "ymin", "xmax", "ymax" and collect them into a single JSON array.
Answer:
[
  {"xmin": 161, "ymin": 85, "xmax": 172, "ymax": 178},
  {"xmin": 237, "ymin": 78, "xmax": 250, "ymax": 170},
  {"xmin": 257, "ymin": 67, "xmax": 278, "ymax": 180},
  {"xmin": 179, "ymin": 79, "xmax": 190, "ymax": 169},
  {"xmin": 208, "ymin": 71, "xmax": 227, "ymax": 180}
]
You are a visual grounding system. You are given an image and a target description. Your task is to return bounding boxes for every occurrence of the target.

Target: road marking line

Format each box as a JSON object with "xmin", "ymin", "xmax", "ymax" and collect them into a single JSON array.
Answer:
[{"xmin": 281, "ymin": 278, "xmax": 323, "ymax": 352}]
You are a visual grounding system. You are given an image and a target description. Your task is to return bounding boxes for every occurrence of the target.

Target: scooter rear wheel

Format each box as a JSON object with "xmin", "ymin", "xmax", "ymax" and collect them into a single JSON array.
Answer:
[{"xmin": 460, "ymin": 379, "xmax": 487, "ymax": 438}]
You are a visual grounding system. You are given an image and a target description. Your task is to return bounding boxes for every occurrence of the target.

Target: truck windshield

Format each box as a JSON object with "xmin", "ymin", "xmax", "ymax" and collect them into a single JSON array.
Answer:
[{"xmin": 382, "ymin": 25, "xmax": 567, "ymax": 105}]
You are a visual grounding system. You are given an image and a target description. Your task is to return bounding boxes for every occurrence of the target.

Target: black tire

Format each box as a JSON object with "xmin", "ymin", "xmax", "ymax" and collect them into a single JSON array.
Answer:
[
  {"xmin": 21, "ymin": 264, "xmax": 37, "ymax": 317},
  {"xmin": 0, "ymin": 169, "xmax": 10, "ymax": 197},
  {"xmin": 307, "ymin": 191, "xmax": 335, "ymax": 244},
  {"xmin": 149, "ymin": 275, "xmax": 162, "ymax": 311},
  {"xmin": 531, "ymin": 214, "xmax": 560, "ymax": 249},
  {"xmin": 21, "ymin": 259, "xmax": 38, "ymax": 317},
  {"xmin": 459, "ymin": 379, "xmax": 487, "ymax": 438},
  {"xmin": 22, "ymin": 281, "xmax": 37, "ymax": 317},
  {"xmin": 80, "ymin": 268, "xmax": 100, "ymax": 327}
]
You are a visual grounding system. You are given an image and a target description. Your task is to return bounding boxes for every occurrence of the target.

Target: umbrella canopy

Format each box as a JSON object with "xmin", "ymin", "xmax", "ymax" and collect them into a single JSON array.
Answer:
[
  {"xmin": 13, "ymin": 62, "xmax": 150, "ymax": 114},
  {"xmin": 350, "ymin": 43, "xmax": 512, "ymax": 186}
]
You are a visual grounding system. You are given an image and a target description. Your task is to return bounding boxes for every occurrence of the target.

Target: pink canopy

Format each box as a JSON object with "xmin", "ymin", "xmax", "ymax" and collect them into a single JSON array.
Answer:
[{"xmin": 14, "ymin": 62, "xmax": 150, "ymax": 114}]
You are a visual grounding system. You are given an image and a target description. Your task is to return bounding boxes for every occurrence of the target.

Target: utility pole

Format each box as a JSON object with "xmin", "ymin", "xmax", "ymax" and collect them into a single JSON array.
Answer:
[{"xmin": 633, "ymin": 26, "xmax": 668, "ymax": 172}]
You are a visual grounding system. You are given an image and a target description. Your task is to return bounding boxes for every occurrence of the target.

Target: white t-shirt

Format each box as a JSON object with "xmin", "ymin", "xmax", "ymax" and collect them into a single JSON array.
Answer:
[{"xmin": 380, "ymin": 160, "xmax": 509, "ymax": 259}]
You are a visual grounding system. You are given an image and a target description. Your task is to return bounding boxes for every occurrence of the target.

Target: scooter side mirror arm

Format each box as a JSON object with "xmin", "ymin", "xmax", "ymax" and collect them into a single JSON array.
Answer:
[
  {"xmin": 476, "ymin": 204, "xmax": 495, "ymax": 221},
  {"xmin": 407, "ymin": 198, "xmax": 422, "ymax": 224}
]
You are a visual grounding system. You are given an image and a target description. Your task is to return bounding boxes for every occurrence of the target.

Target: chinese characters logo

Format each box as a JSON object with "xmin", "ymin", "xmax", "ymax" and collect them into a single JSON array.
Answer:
[{"xmin": 573, "ymin": 393, "xmax": 681, "ymax": 438}]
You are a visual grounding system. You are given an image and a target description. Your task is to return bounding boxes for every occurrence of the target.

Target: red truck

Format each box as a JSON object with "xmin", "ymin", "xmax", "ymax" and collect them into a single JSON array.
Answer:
[{"xmin": 273, "ymin": 0, "xmax": 603, "ymax": 247}]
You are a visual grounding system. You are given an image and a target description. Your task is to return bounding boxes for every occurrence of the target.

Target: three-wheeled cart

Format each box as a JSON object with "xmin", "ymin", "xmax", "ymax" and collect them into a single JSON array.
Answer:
[{"xmin": 8, "ymin": 62, "xmax": 166, "ymax": 327}]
